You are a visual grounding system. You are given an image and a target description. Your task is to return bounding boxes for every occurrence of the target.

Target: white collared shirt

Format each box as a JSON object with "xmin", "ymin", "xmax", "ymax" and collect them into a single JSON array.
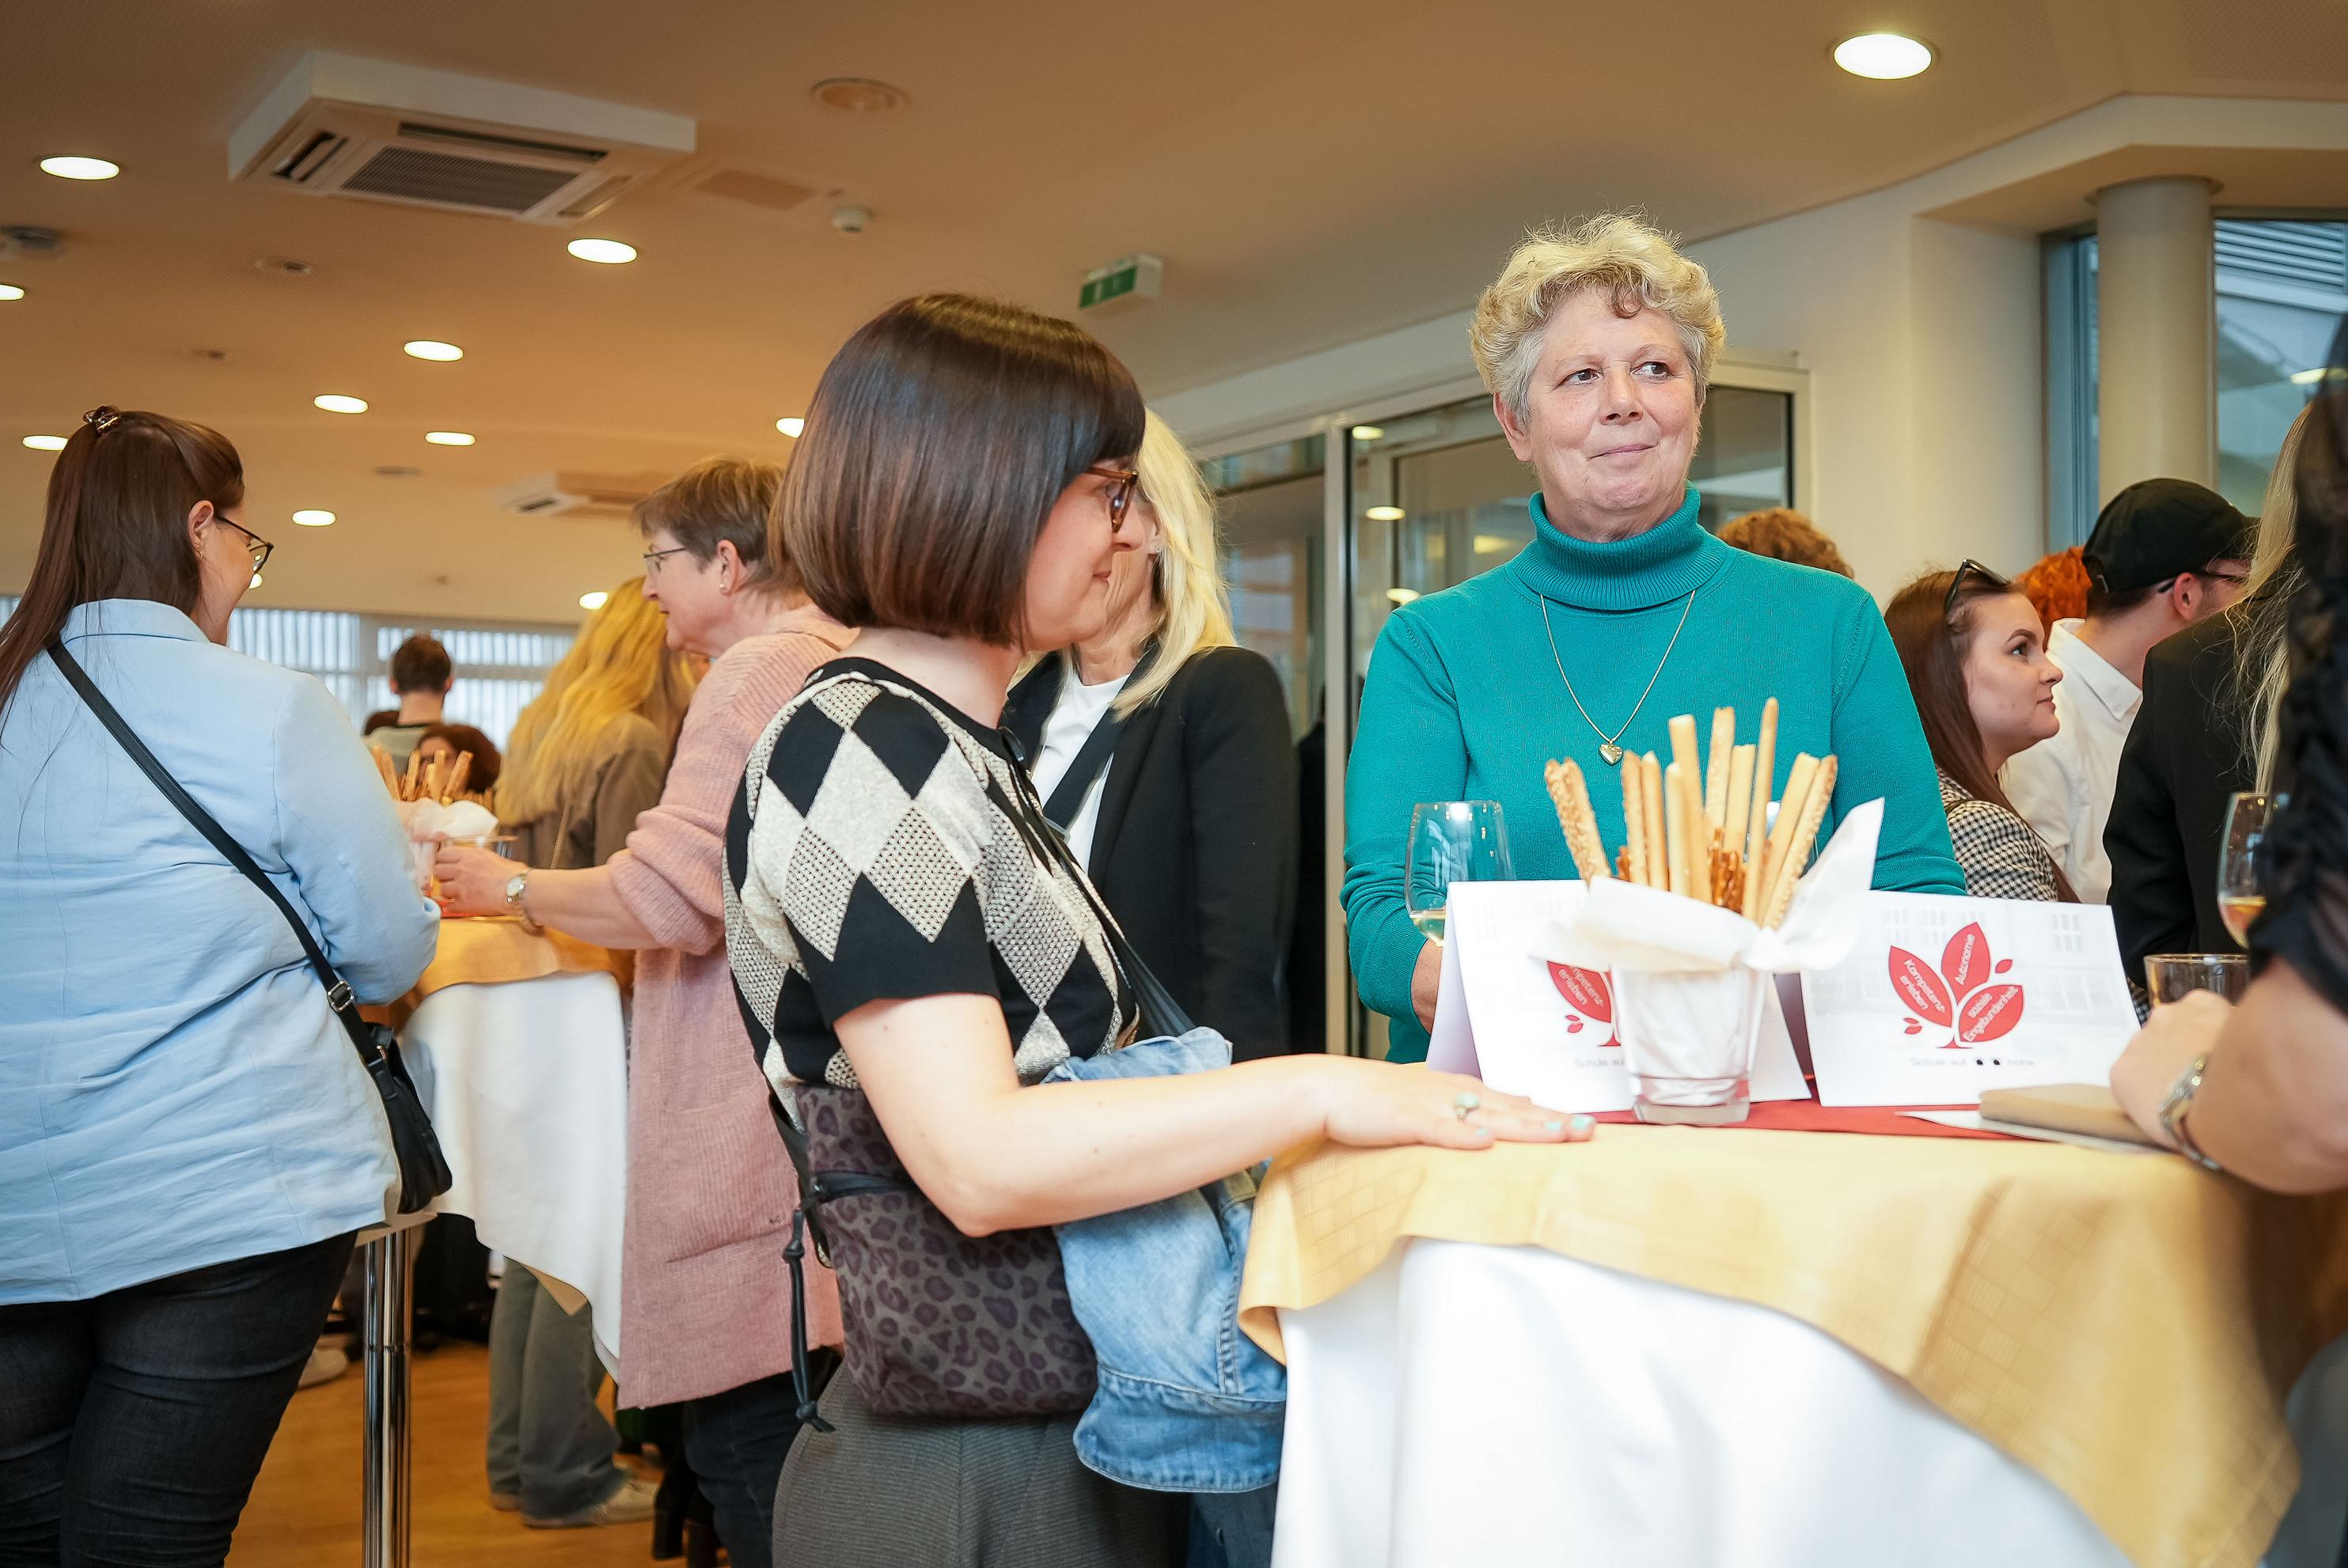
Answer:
[
  {"xmin": 2001, "ymin": 619, "xmax": 2141, "ymax": 903},
  {"xmin": 1031, "ymin": 667, "xmax": 1131, "ymax": 869}
]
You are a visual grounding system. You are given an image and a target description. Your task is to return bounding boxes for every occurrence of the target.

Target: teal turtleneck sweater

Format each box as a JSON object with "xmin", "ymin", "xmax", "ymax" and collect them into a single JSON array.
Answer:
[{"xmin": 1343, "ymin": 487, "xmax": 1963, "ymax": 1062}]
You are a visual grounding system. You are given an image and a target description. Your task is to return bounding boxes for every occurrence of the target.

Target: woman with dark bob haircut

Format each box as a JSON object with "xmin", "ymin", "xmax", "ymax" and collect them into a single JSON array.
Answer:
[{"xmin": 723, "ymin": 294, "xmax": 1591, "ymax": 1566}]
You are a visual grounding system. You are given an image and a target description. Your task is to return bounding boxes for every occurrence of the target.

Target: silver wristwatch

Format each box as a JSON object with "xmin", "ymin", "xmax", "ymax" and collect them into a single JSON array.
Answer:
[
  {"xmin": 503, "ymin": 869, "xmax": 541, "ymax": 933},
  {"xmin": 2157, "ymin": 1051, "xmax": 2224, "ymax": 1172}
]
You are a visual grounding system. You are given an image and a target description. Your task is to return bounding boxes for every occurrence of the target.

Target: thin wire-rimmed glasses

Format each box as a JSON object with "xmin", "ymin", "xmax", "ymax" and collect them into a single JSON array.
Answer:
[
  {"xmin": 215, "ymin": 517, "xmax": 274, "ymax": 574},
  {"xmin": 1944, "ymin": 558, "xmax": 2010, "ymax": 618},
  {"xmin": 642, "ymin": 544, "xmax": 693, "ymax": 575},
  {"xmin": 1087, "ymin": 464, "xmax": 1141, "ymax": 526}
]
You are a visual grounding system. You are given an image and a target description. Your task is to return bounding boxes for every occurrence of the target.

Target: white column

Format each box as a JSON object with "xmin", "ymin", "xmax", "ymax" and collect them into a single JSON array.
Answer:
[{"xmin": 2095, "ymin": 176, "xmax": 2216, "ymax": 502}]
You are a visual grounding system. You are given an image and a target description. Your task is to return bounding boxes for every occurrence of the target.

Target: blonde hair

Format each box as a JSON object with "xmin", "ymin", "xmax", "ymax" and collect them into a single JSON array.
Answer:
[
  {"xmin": 497, "ymin": 579, "xmax": 696, "ymax": 826},
  {"xmin": 1050, "ymin": 411, "xmax": 1237, "ymax": 717},
  {"xmin": 1470, "ymin": 212, "xmax": 1727, "ymax": 422},
  {"xmin": 2233, "ymin": 404, "xmax": 2313, "ymax": 786}
]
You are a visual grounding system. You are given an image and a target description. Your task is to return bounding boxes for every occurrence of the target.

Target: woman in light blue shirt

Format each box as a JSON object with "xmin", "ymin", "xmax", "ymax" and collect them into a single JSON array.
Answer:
[{"xmin": 0, "ymin": 407, "xmax": 436, "ymax": 1562}]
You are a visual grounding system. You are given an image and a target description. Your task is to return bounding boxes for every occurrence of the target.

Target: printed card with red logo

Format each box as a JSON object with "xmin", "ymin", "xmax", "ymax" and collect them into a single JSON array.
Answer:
[
  {"xmin": 1426, "ymin": 881, "xmax": 1809, "ymax": 1112},
  {"xmin": 1799, "ymin": 892, "xmax": 2139, "ymax": 1106}
]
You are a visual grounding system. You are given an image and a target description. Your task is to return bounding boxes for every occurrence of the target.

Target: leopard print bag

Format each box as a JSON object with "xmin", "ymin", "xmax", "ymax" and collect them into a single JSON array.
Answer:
[{"xmin": 777, "ymin": 1085, "xmax": 1097, "ymax": 1420}]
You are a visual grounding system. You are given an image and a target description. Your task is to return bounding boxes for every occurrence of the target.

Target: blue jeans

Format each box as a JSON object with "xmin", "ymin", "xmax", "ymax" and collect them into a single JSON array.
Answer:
[
  {"xmin": 681, "ymin": 1373, "xmax": 820, "ymax": 1568},
  {"xmin": 484, "ymin": 1262, "xmax": 621, "ymax": 1520},
  {"xmin": 0, "ymin": 1230, "xmax": 355, "ymax": 1565}
]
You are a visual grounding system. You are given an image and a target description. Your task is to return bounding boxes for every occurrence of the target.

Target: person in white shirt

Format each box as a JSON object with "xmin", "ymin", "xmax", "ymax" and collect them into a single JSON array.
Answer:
[{"xmin": 2004, "ymin": 479, "xmax": 2254, "ymax": 902}]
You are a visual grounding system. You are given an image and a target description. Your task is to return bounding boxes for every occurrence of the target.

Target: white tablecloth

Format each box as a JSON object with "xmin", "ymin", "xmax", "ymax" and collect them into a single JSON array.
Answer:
[
  {"xmin": 400, "ymin": 970, "xmax": 629, "ymax": 1369},
  {"xmin": 1273, "ymin": 1239, "xmax": 2139, "ymax": 1568}
]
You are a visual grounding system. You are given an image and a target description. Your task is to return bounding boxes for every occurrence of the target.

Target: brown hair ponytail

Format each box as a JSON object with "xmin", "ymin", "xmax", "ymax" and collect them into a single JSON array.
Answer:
[{"xmin": 0, "ymin": 407, "xmax": 245, "ymax": 725}]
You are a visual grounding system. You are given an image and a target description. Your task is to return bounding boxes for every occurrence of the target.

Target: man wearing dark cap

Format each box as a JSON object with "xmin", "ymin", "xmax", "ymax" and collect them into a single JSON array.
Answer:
[{"xmin": 2005, "ymin": 479, "xmax": 2254, "ymax": 902}]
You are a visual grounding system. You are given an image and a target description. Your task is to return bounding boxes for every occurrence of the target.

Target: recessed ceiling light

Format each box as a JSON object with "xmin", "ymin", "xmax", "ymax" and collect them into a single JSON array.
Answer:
[
  {"xmin": 810, "ymin": 78, "xmax": 908, "ymax": 113},
  {"xmin": 424, "ymin": 431, "xmax": 476, "ymax": 446},
  {"xmin": 567, "ymin": 237, "xmax": 638, "ymax": 264},
  {"xmin": 0, "ymin": 285, "xmax": 22, "ymax": 301},
  {"xmin": 579, "ymin": 590, "xmax": 609, "ymax": 611},
  {"xmin": 776, "ymin": 417, "xmax": 806, "ymax": 437},
  {"xmin": 292, "ymin": 509, "xmax": 336, "ymax": 527},
  {"xmin": 313, "ymin": 394, "xmax": 368, "ymax": 414},
  {"xmin": 40, "ymin": 156, "xmax": 119, "ymax": 180},
  {"xmin": 1833, "ymin": 32, "xmax": 1933, "ymax": 79},
  {"xmin": 1386, "ymin": 587, "xmax": 1421, "ymax": 604},
  {"xmin": 403, "ymin": 339, "xmax": 464, "ymax": 362},
  {"xmin": 1352, "ymin": 426, "xmax": 1385, "ymax": 442},
  {"xmin": 1365, "ymin": 505, "xmax": 1406, "ymax": 521},
  {"xmin": 22, "ymin": 434, "xmax": 67, "ymax": 451}
]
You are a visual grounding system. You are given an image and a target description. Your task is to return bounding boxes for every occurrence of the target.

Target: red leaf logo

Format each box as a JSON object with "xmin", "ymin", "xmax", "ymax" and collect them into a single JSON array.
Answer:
[
  {"xmin": 1547, "ymin": 963, "xmax": 1613, "ymax": 1023},
  {"xmin": 1956, "ymin": 983, "xmax": 2026, "ymax": 1043},
  {"xmin": 1942, "ymin": 922, "xmax": 1991, "ymax": 994},
  {"xmin": 1566, "ymin": 1017, "xmax": 1584, "ymax": 1034},
  {"xmin": 1995, "ymin": 959, "xmax": 2013, "ymax": 974},
  {"xmin": 1887, "ymin": 947, "xmax": 1953, "ymax": 1027},
  {"xmin": 1903, "ymin": 1019, "xmax": 1922, "ymax": 1036}
]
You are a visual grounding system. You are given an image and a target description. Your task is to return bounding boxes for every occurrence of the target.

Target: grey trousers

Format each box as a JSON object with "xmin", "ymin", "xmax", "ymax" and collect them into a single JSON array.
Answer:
[
  {"xmin": 775, "ymin": 1375, "xmax": 1185, "ymax": 1567},
  {"xmin": 484, "ymin": 1263, "xmax": 623, "ymax": 1519}
]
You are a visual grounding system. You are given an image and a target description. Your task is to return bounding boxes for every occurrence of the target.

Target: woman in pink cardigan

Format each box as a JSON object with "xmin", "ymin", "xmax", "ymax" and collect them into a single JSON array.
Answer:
[{"xmin": 438, "ymin": 457, "xmax": 847, "ymax": 1568}]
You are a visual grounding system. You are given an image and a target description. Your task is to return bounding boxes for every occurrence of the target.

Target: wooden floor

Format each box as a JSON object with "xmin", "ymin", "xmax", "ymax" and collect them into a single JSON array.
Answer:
[{"xmin": 229, "ymin": 1343, "xmax": 658, "ymax": 1568}]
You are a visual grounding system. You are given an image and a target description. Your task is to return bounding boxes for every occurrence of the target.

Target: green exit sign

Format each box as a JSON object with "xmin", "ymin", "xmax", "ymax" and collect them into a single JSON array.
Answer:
[{"xmin": 1079, "ymin": 252, "xmax": 1163, "ymax": 312}]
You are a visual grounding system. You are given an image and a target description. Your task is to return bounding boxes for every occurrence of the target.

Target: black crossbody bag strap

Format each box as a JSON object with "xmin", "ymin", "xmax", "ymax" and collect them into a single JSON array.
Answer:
[
  {"xmin": 1037, "ymin": 640, "xmax": 1159, "ymax": 829},
  {"xmin": 47, "ymin": 637, "xmax": 451, "ymax": 1214}
]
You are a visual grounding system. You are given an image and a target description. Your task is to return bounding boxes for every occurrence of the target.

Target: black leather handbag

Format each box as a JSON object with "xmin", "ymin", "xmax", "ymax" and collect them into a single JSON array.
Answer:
[{"xmin": 49, "ymin": 638, "xmax": 453, "ymax": 1214}]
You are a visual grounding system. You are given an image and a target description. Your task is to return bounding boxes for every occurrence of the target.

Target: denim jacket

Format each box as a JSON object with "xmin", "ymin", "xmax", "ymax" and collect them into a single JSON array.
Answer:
[{"xmin": 1044, "ymin": 1028, "xmax": 1285, "ymax": 1494}]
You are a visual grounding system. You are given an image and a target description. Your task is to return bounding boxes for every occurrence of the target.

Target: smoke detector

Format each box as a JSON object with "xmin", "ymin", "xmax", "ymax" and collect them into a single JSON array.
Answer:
[{"xmin": 229, "ymin": 51, "xmax": 696, "ymax": 225}]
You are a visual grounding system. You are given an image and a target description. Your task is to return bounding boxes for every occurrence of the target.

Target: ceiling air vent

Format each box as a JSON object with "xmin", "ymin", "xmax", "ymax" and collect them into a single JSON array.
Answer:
[
  {"xmin": 495, "ymin": 471, "xmax": 672, "ymax": 521},
  {"xmin": 229, "ymin": 51, "xmax": 693, "ymax": 225}
]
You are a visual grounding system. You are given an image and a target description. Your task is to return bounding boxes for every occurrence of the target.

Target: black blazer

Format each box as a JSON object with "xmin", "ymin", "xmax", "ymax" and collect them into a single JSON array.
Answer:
[
  {"xmin": 1006, "ymin": 646, "xmax": 1299, "ymax": 1060},
  {"xmin": 2106, "ymin": 612, "xmax": 2256, "ymax": 975}
]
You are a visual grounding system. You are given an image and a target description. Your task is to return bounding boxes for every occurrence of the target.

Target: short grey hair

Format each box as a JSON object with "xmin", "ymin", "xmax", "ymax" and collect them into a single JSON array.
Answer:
[{"xmin": 1470, "ymin": 212, "xmax": 1727, "ymax": 422}]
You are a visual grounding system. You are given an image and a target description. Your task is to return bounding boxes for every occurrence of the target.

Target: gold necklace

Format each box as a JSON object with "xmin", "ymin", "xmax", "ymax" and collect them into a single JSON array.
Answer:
[{"xmin": 1539, "ymin": 590, "xmax": 1696, "ymax": 766}]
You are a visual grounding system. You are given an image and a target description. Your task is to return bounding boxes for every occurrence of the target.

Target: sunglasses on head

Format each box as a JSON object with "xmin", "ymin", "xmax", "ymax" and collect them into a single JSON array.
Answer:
[{"xmin": 1943, "ymin": 558, "xmax": 2012, "ymax": 619}]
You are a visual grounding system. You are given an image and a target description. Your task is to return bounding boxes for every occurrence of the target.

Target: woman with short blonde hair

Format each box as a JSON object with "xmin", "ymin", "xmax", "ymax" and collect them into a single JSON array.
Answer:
[
  {"xmin": 1006, "ymin": 411, "xmax": 1299, "ymax": 1059},
  {"xmin": 1345, "ymin": 211, "xmax": 1962, "ymax": 1061}
]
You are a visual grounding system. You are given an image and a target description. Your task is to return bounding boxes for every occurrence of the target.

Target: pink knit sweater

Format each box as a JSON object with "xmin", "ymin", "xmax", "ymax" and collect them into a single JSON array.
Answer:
[{"xmin": 606, "ymin": 609, "xmax": 852, "ymax": 1407}]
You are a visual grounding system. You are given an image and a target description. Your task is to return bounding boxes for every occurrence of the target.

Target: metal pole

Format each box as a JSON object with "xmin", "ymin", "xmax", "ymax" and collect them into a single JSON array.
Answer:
[{"xmin": 360, "ymin": 1225, "xmax": 415, "ymax": 1568}]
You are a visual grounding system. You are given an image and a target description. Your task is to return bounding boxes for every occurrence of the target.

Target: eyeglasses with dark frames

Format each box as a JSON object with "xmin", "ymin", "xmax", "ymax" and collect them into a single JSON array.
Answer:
[
  {"xmin": 642, "ymin": 544, "xmax": 694, "ymax": 574},
  {"xmin": 1943, "ymin": 558, "xmax": 2011, "ymax": 619},
  {"xmin": 215, "ymin": 517, "xmax": 274, "ymax": 574},
  {"xmin": 1087, "ymin": 464, "xmax": 1142, "ymax": 526}
]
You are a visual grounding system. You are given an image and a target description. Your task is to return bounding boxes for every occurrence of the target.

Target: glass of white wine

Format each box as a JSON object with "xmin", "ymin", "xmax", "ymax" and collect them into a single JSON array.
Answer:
[
  {"xmin": 2218, "ymin": 792, "xmax": 2277, "ymax": 946},
  {"xmin": 1406, "ymin": 801, "xmax": 1514, "ymax": 945}
]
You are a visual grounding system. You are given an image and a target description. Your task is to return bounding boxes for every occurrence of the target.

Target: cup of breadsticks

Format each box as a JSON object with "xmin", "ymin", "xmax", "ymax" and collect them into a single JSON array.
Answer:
[
  {"xmin": 1539, "ymin": 699, "xmax": 1882, "ymax": 1124},
  {"xmin": 372, "ymin": 745, "xmax": 500, "ymax": 898}
]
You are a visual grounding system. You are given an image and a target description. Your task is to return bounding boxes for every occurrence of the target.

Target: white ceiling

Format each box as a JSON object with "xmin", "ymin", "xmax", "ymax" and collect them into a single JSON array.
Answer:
[{"xmin": 5, "ymin": 0, "xmax": 2346, "ymax": 622}]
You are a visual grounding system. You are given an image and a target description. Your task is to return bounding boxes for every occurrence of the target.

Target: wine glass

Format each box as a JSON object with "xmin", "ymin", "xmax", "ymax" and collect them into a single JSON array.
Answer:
[
  {"xmin": 2217, "ymin": 792, "xmax": 2277, "ymax": 947},
  {"xmin": 1405, "ymin": 801, "xmax": 1514, "ymax": 945}
]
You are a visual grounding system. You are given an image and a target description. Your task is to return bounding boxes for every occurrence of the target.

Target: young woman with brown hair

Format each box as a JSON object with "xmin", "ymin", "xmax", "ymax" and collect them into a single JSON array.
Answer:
[
  {"xmin": 1883, "ymin": 562, "xmax": 2077, "ymax": 901},
  {"xmin": 0, "ymin": 409, "xmax": 434, "ymax": 1559},
  {"xmin": 725, "ymin": 295, "xmax": 1587, "ymax": 1567}
]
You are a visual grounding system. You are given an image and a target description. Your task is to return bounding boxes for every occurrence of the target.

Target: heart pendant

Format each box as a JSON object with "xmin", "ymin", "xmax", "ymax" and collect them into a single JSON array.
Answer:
[{"xmin": 1599, "ymin": 742, "xmax": 1625, "ymax": 766}]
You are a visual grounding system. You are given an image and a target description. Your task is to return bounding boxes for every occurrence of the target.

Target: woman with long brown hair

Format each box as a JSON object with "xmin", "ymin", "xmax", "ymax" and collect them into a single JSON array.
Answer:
[
  {"xmin": 0, "ymin": 409, "xmax": 434, "ymax": 1560},
  {"xmin": 1883, "ymin": 562, "xmax": 2077, "ymax": 901}
]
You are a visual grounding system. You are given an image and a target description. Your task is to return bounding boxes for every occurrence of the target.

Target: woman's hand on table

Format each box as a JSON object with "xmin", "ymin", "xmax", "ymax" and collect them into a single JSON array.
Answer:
[
  {"xmin": 2110, "ymin": 990, "xmax": 2231, "ymax": 1147},
  {"xmin": 1318, "ymin": 1058, "xmax": 1593, "ymax": 1151},
  {"xmin": 432, "ymin": 843, "xmax": 514, "ymax": 917}
]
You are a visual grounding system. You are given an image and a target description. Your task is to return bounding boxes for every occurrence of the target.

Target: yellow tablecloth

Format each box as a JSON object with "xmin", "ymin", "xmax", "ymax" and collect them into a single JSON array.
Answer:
[
  {"xmin": 1239, "ymin": 1129, "xmax": 2348, "ymax": 1568},
  {"xmin": 370, "ymin": 917, "xmax": 631, "ymax": 1029}
]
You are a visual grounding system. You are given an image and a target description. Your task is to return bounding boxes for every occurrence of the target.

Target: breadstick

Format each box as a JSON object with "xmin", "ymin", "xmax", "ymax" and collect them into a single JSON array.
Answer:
[
  {"xmin": 446, "ymin": 752, "xmax": 473, "ymax": 803},
  {"xmin": 1640, "ymin": 752, "xmax": 1667, "ymax": 891},
  {"xmin": 1723, "ymin": 744, "xmax": 1756, "ymax": 871},
  {"xmin": 1544, "ymin": 758, "xmax": 1611, "ymax": 881},
  {"xmin": 403, "ymin": 747, "xmax": 424, "ymax": 801},
  {"xmin": 1620, "ymin": 751, "xmax": 1651, "ymax": 888},
  {"xmin": 1616, "ymin": 845, "xmax": 1633, "ymax": 880},
  {"xmin": 371, "ymin": 746, "xmax": 398, "ymax": 794},
  {"xmin": 1667, "ymin": 714, "xmax": 1701, "ymax": 797},
  {"xmin": 1746, "ymin": 698, "xmax": 1779, "ymax": 872},
  {"xmin": 1752, "ymin": 752, "xmax": 1820, "ymax": 920},
  {"xmin": 1663, "ymin": 761, "xmax": 1694, "ymax": 897},
  {"xmin": 1703, "ymin": 707, "xmax": 1735, "ymax": 826},
  {"xmin": 1762, "ymin": 756, "xmax": 1838, "ymax": 929},
  {"xmin": 1682, "ymin": 775, "xmax": 1713, "ymax": 904}
]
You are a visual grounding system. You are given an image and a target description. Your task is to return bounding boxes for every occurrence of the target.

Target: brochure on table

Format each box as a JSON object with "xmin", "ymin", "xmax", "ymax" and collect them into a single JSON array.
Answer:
[
  {"xmin": 1426, "ymin": 879, "xmax": 1809, "ymax": 1113},
  {"xmin": 1799, "ymin": 893, "xmax": 2140, "ymax": 1105}
]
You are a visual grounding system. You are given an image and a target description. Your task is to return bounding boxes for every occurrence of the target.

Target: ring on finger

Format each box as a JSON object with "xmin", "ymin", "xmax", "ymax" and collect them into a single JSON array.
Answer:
[{"xmin": 1452, "ymin": 1091, "xmax": 1480, "ymax": 1123}]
